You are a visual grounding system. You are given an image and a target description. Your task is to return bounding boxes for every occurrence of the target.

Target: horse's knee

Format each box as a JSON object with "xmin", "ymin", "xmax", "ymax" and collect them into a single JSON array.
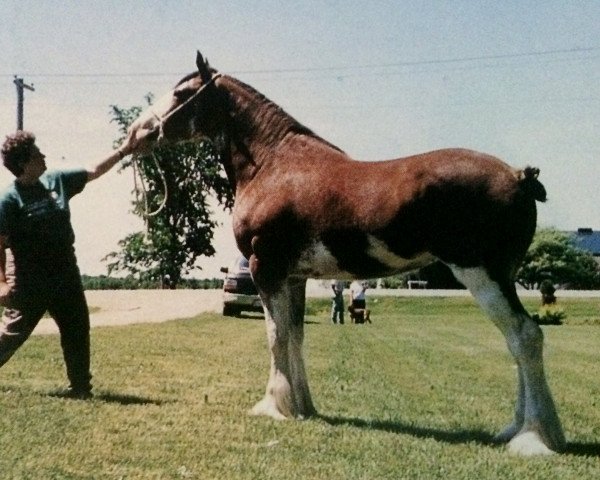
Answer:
[{"xmin": 507, "ymin": 316, "xmax": 544, "ymax": 361}]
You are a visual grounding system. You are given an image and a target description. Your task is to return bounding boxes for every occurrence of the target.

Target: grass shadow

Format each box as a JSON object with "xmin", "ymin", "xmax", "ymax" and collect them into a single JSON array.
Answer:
[
  {"xmin": 318, "ymin": 414, "xmax": 496, "ymax": 447},
  {"xmin": 319, "ymin": 414, "xmax": 600, "ymax": 457},
  {"xmin": 94, "ymin": 392, "xmax": 167, "ymax": 405},
  {"xmin": 47, "ymin": 390, "xmax": 164, "ymax": 405},
  {"xmin": 563, "ymin": 442, "xmax": 600, "ymax": 457}
]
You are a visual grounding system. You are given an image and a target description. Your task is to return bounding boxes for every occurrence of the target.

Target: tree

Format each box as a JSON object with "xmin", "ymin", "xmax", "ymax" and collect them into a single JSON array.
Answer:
[
  {"xmin": 104, "ymin": 97, "xmax": 234, "ymax": 286},
  {"xmin": 516, "ymin": 228, "xmax": 600, "ymax": 290}
]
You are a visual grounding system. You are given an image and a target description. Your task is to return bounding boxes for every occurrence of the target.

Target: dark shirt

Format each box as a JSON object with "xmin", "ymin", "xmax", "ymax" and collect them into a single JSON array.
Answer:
[{"xmin": 0, "ymin": 169, "xmax": 87, "ymax": 281}]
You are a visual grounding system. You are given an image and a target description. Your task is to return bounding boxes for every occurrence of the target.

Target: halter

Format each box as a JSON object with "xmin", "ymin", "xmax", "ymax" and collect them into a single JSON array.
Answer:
[
  {"xmin": 152, "ymin": 72, "xmax": 222, "ymax": 142},
  {"xmin": 135, "ymin": 72, "xmax": 222, "ymax": 221}
]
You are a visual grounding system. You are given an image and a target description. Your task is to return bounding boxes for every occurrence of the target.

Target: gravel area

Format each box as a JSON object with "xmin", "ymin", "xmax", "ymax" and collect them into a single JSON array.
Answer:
[
  {"xmin": 33, "ymin": 289, "xmax": 224, "ymax": 335},
  {"xmin": 30, "ymin": 286, "xmax": 600, "ymax": 335}
]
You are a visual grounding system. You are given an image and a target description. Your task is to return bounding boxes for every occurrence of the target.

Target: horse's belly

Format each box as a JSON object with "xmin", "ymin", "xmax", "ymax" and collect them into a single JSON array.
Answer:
[
  {"xmin": 367, "ymin": 236, "xmax": 435, "ymax": 272},
  {"xmin": 294, "ymin": 236, "xmax": 435, "ymax": 279},
  {"xmin": 295, "ymin": 241, "xmax": 346, "ymax": 278}
]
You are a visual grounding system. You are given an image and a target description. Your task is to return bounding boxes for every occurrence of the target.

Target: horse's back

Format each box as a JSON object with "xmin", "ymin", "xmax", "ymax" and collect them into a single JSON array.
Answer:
[
  {"xmin": 368, "ymin": 148, "xmax": 541, "ymax": 272},
  {"xmin": 378, "ymin": 148, "xmax": 520, "ymax": 192}
]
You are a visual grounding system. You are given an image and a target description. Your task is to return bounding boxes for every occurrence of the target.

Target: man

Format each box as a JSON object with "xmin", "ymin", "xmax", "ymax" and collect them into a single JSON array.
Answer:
[
  {"xmin": 0, "ymin": 130, "xmax": 136, "ymax": 399},
  {"xmin": 330, "ymin": 279, "xmax": 345, "ymax": 324}
]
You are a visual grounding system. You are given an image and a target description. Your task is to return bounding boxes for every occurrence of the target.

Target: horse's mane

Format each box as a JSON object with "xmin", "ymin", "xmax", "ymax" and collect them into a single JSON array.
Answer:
[
  {"xmin": 175, "ymin": 71, "xmax": 203, "ymax": 87},
  {"xmin": 223, "ymin": 75, "xmax": 345, "ymax": 154}
]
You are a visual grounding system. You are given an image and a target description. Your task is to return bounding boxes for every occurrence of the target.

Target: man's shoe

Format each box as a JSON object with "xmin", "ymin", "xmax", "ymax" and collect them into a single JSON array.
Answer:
[{"xmin": 52, "ymin": 387, "xmax": 93, "ymax": 400}]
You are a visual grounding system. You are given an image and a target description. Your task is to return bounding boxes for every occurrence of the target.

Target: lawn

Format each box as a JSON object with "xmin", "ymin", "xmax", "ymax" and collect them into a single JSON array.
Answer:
[{"xmin": 0, "ymin": 296, "xmax": 599, "ymax": 479}]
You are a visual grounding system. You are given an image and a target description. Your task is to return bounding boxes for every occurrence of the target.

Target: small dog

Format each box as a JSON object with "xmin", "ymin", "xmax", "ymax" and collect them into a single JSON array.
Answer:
[{"xmin": 348, "ymin": 305, "xmax": 371, "ymax": 324}]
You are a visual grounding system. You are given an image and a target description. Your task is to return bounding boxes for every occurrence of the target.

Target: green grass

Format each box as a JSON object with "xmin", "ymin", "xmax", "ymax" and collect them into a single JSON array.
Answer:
[{"xmin": 1, "ymin": 296, "xmax": 599, "ymax": 479}]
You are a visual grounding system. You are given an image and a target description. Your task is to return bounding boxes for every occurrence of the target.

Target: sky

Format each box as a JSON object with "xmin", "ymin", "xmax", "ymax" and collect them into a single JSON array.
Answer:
[{"xmin": 1, "ymin": 1, "xmax": 599, "ymax": 277}]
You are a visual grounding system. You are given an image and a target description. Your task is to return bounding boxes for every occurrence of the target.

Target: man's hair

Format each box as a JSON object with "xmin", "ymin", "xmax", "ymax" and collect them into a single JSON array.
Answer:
[{"xmin": 1, "ymin": 130, "xmax": 37, "ymax": 177}]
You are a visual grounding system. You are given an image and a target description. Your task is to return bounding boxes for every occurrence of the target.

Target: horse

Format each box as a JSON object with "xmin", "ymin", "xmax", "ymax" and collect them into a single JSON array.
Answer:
[{"xmin": 127, "ymin": 51, "xmax": 565, "ymax": 455}]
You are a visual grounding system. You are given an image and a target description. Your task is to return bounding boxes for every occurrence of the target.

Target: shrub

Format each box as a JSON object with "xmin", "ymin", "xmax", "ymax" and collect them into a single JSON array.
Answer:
[{"xmin": 532, "ymin": 305, "xmax": 566, "ymax": 325}]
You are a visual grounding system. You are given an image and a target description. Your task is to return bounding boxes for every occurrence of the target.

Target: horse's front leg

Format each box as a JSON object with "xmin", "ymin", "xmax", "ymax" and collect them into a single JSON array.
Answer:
[{"xmin": 250, "ymin": 277, "xmax": 316, "ymax": 420}]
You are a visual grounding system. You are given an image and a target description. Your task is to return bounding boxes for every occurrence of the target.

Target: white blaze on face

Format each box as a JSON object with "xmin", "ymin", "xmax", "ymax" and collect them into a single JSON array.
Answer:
[{"xmin": 130, "ymin": 92, "xmax": 175, "ymax": 139}]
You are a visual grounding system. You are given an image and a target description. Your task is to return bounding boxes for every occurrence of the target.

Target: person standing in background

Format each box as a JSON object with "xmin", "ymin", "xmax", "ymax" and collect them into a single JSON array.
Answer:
[
  {"xmin": 330, "ymin": 279, "xmax": 345, "ymax": 324},
  {"xmin": 349, "ymin": 280, "xmax": 368, "ymax": 311}
]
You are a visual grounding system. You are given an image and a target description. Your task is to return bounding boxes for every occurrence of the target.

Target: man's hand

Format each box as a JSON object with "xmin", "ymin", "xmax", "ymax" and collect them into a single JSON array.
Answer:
[
  {"xmin": 0, "ymin": 281, "xmax": 12, "ymax": 307},
  {"xmin": 123, "ymin": 123, "xmax": 158, "ymax": 155}
]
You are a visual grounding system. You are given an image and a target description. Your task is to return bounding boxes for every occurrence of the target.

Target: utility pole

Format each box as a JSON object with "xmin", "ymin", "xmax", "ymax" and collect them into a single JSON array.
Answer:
[{"xmin": 13, "ymin": 76, "xmax": 35, "ymax": 131}]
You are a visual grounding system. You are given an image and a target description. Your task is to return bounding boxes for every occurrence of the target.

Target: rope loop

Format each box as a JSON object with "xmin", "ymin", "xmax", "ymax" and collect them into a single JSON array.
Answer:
[{"xmin": 132, "ymin": 151, "xmax": 169, "ymax": 224}]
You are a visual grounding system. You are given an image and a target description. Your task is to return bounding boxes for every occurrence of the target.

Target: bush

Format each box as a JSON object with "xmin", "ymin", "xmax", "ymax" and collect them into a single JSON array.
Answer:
[
  {"xmin": 81, "ymin": 275, "xmax": 223, "ymax": 290},
  {"xmin": 532, "ymin": 305, "xmax": 566, "ymax": 325}
]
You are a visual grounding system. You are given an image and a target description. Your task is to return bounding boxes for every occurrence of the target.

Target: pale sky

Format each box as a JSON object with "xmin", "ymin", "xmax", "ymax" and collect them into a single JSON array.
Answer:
[{"xmin": 1, "ymin": 1, "xmax": 599, "ymax": 277}]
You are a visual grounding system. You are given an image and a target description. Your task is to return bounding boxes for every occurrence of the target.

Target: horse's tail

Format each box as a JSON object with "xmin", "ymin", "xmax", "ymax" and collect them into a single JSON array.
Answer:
[{"xmin": 518, "ymin": 166, "xmax": 547, "ymax": 202}]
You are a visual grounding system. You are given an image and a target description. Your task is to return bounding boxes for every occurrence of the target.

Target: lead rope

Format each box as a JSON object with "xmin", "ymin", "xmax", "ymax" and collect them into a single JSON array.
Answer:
[
  {"xmin": 132, "ymin": 73, "xmax": 222, "ymax": 229},
  {"xmin": 131, "ymin": 151, "xmax": 169, "ymax": 239}
]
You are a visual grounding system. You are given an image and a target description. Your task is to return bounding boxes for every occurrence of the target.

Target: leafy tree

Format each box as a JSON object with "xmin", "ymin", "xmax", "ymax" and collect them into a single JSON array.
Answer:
[
  {"xmin": 104, "ymin": 97, "xmax": 234, "ymax": 286},
  {"xmin": 516, "ymin": 228, "xmax": 600, "ymax": 290}
]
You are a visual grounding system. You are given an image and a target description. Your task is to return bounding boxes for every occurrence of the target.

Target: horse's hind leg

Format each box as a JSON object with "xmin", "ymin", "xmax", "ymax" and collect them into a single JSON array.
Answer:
[
  {"xmin": 250, "ymin": 277, "xmax": 316, "ymax": 420},
  {"xmin": 450, "ymin": 266, "xmax": 565, "ymax": 455}
]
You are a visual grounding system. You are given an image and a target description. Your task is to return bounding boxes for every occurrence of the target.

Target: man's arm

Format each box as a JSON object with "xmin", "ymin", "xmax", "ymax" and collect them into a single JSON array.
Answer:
[
  {"xmin": 86, "ymin": 145, "xmax": 131, "ymax": 182},
  {"xmin": 86, "ymin": 135, "xmax": 138, "ymax": 182},
  {"xmin": 0, "ymin": 235, "xmax": 11, "ymax": 305}
]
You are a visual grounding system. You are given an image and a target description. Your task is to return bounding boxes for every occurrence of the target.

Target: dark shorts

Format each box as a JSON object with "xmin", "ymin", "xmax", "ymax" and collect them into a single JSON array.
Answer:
[{"xmin": 352, "ymin": 299, "xmax": 366, "ymax": 310}]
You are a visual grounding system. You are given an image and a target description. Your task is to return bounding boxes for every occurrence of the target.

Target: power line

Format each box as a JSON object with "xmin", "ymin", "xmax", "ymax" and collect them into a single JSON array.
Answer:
[
  {"xmin": 234, "ymin": 46, "xmax": 600, "ymax": 75},
  {"xmin": 1, "ymin": 46, "xmax": 598, "ymax": 79}
]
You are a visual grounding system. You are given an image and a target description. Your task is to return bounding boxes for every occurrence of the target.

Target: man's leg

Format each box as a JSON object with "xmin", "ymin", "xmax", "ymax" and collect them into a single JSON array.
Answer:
[
  {"xmin": 49, "ymin": 273, "xmax": 92, "ymax": 396},
  {"xmin": 330, "ymin": 299, "xmax": 338, "ymax": 324},
  {"xmin": 0, "ymin": 299, "xmax": 46, "ymax": 367}
]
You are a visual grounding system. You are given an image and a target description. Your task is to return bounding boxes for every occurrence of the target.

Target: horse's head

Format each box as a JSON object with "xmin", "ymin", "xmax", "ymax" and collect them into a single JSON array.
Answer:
[{"xmin": 127, "ymin": 51, "xmax": 222, "ymax": 152}]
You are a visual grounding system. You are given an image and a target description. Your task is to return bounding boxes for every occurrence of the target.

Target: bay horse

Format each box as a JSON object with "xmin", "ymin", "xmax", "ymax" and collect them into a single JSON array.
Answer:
[{"xmin": 127, "ymin": 52, "xmax": 565, "ymax": 455}]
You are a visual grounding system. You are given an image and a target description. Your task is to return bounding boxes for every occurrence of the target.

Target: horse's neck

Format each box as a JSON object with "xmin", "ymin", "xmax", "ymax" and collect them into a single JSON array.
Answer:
[
  {"xmin": 220, "ymin": 76, "xmax": 343, "ymax": 186},
  {"xmin": 226, "ymin": 78, "xmax": 299, "ymax": 146}
]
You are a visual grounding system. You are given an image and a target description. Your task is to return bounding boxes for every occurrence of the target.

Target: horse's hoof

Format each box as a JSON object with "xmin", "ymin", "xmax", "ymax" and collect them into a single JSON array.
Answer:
[
  {"xmin": 507, "ymin": 431, "xmax": 557, "ymax": 456},
  {"xmin": 249, "ymin": 397, "xmax": 289, "ymax": 420}
]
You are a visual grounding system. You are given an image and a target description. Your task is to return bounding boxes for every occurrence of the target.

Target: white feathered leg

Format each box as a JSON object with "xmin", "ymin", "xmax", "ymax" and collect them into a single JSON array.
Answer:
[
  {"xmin": 494, "ymin": 366, "xmax": 525, "ymax": 443},
  {"xmin": 250, "ymin": 277, "xmax": 316, "ymax": 419},
  {"xmin": 451, "ymin": 266, "xmax": 566, "ymax": 455}
]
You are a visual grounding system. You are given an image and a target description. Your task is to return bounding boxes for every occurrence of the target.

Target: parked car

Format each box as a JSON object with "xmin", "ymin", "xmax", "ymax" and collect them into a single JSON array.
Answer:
[{"xmin": 220, "ymin": 255, "xmax": 263, "ymax": 316}]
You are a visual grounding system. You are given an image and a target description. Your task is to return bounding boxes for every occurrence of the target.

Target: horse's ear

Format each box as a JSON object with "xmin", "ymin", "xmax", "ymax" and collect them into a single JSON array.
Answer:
[{"xmin": 196, "ymin": 50, "xmax": 212, "ymax": 82}]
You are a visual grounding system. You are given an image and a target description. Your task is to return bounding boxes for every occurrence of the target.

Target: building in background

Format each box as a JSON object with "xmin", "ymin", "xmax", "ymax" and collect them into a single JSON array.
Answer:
[{"xmin": 572, "ymin": 228, "xmax": 600, "ymax": 265}]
